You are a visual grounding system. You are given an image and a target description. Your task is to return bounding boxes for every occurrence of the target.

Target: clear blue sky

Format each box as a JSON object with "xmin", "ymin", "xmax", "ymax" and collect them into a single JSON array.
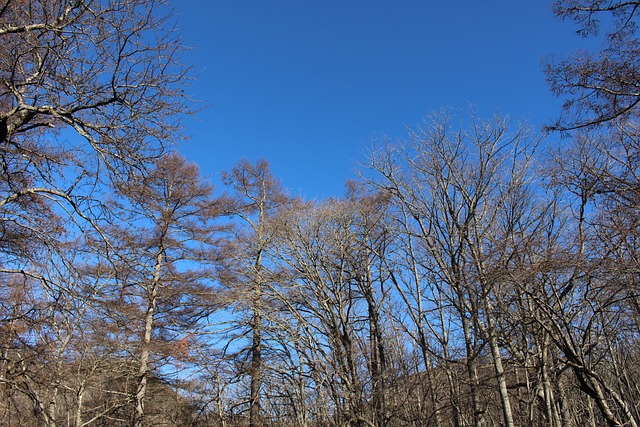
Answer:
[{"xmin": 174, "ymin": 1, "xmax": 592, "ymax": 199}]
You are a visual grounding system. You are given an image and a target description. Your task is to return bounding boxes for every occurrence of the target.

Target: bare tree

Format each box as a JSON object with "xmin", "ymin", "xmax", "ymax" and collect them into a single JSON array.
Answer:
[
  {"xmin": 218, "ymin": 159, "xmax": 290, "ymax": 427},
  {"xmin": 531, "ymin": 123, "xmax": 640, "ymax": 427},
  {"xmin": 268, "ymin": 189, "xmax": 401, "ymax": 427},
  {"xmin": 0, "ymin": 0, "xmax": 190, "ymax": 301},
  {"xmin": 103, "ymin": 151, "xmax": 221, "ymax": 427},
  {"xmin": 367, "ymin": 111, "xmax": 542, "ymax": 427},
  {"xmin": 0, "ymin": 2, "xmax": 195, "ymax": 423},
  {"xmin": 0, "ymin": 0, "xmax": 186, "ymax": 152},
  {"xmin": 546, "ymin": 0, "xmax": 640, "ymax": 130}
]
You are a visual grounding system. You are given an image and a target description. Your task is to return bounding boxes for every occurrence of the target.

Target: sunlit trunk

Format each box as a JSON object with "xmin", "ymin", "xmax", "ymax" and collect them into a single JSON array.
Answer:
[{"xmin": 132, "ymin": 249, "xmax": 162, "ymax": 427}]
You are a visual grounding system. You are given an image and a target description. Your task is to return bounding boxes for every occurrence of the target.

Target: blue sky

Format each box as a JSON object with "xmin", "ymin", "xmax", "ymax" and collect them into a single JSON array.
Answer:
[{"xmin": 174, "ymin": 1, "xmax": 592, "ymax": 199}]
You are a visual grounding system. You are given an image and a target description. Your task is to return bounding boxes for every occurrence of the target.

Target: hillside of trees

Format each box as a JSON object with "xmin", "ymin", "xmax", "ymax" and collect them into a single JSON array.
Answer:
[{"xmin": 1, "ymin": 1, "xmax": 639, "ymax": 426}]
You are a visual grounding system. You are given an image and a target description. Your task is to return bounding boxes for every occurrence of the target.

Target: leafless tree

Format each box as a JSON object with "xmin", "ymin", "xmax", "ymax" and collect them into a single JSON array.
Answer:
[
  {"xmin": 218, "ymin": 159, "xmax": 291, "ymax": 427},
  {"xmin": 0, "ymin": 2, "xmax": 193, "ymax": 423},
  {"xmin": 103, "ymin": 151, "xmax": 221, "ymax": 427},
  {"xmin": 268, "ymin": 189, "xmax": 401, "ymax": 427},
  {"xmin": 0, "ymin": 0, "xmax": 191, "ymax": 309},
  {"xmin": 367, "ymin": 111, "xmax": 543, "ymax": 427},
  {"xmin": 546, "ymin": 0, "xmax": 640, "ymax": 130},
  {"xmin": 532, "ymin": 123, "xmax": 640, "ymax": 427}
]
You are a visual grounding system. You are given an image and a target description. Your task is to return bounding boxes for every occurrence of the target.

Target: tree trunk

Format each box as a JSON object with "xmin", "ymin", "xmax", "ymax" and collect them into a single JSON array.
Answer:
[
  {"xmin": 75, "ymin": 384, "xmax": 84, "ymax": 427},
  {"xmin": 462, "ymin": 313, "xmax": 483, "ymax": 427},
  {"xmin": 540, "ymin": 337, "xmax": 562, "ymax": 427},
  {"xmin": 481, "ymin": 295, "xmax": 516, "ymax": 427},
  {"xmin": 132, "ymin": 295, "xmax": 155, "ymax": 427},
  {"xmin": 249, "ymin": 248, "xmax": 264, "ymax": 427},
  {"xmin": 131, "ymin": 250, "xmax": 162, "ymax": 427},
  {"xmin": 487, "ymin": 331, "xmax": 515, "ymax": 427},
  {"xmin": 249, "ymin": 305, "xmax": 262, "ymax": 427}
]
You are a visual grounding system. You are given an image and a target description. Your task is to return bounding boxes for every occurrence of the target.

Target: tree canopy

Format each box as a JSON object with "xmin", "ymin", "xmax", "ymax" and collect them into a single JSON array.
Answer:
[{"xmin": 1, "ymin": 1, "xmax": 639, "ymax": 427}]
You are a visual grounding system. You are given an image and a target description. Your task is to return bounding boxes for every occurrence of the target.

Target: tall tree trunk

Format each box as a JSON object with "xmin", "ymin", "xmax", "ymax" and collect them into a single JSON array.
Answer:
[
  {"xmin": 132, "ymin": 249, "xmax": 162, "ymax": 427},
  {"xmin": 462, "ymin": 312, "xmax": 483, "ymax": 427},
  {"xmin": 249, "ymin": 305, "xmax": 262, "ymax": 427},
  {"xmin": 48, "ymin": 384, "xmax": 58, "ymax": 427},
  {"xmin": 362, "ymin": 269, "xmax": 386, "ymax": 427},
  {"xmin": 481, "ymin": 297, "xmax": 516, "ymax": 427},
  {"xmin": 540, "ymin": 336, "xmax": 562, "ymax": 427},
  {"xmin": 487, "ymin": 331, "xmax": 515, "ymax": 427},
  {"xmin": 132, "ymin": 293, "xmax": 156, "ymax": 427},
  {"xmin": 75, "ymin": 384, "xmax": 84, "ymax": 427},
  {"xmin": 249, "ymin": 249, "xmax": 264, "ymax": 427}
]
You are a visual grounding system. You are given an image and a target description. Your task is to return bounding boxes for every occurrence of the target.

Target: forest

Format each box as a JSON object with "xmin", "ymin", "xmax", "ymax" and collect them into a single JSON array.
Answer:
[{"xmin": 0, "ymin": 0, "xmax": 639, "ymax": 426}]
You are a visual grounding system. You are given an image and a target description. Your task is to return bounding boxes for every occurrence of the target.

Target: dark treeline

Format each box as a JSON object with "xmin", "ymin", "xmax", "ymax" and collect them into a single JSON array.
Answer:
[{"xmin": 1, "ymin": 1, "xmax": 639, "ymax": 426}]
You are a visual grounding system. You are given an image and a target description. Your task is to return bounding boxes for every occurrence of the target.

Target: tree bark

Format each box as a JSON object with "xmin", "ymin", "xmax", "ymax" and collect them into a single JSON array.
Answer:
[{"xmin": 131, "ymin": 249, "xmax": 162, "ymax": 427}]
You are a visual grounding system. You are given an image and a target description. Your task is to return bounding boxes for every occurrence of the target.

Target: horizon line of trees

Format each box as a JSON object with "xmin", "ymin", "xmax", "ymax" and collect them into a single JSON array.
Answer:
[{"xmin": 1, "ymin": 1, "xmax": 639, "ymax": 426}]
